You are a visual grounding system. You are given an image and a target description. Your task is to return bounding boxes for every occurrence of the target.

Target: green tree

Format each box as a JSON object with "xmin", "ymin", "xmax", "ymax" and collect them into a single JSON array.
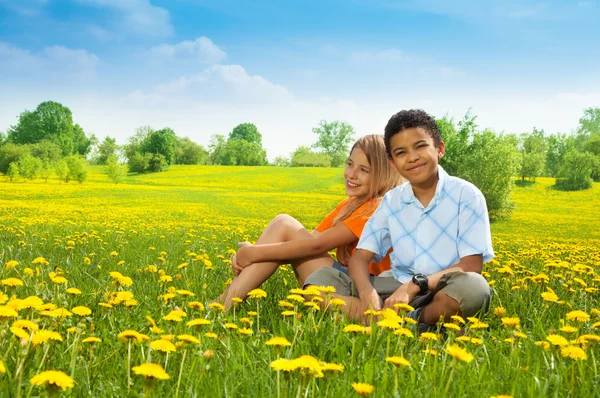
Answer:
[
  {"xmin": 72, "ymin": 123, "xmax": 92, "ymax": 156},
  {"xmin": 7, "ymin": 101, "xmax": 84, "ymax": 156},
  {"xmin": 174, "ymin": 137, "xmax": 209, "ymax": 165},
  {"xmin": 64, "ymin": 155, "xmax": 88, "ymax": 183},
  {"xmin": 6, "ymin": 162, "xmax": 19, "ymax": 182},
  {"xmin": 95, "ymin": 137, "xmax": 119, "ymax": 165},
  {"xmin": 0, "ymin": 131, "xmax": 6, "ymax": 146},
  {"xmin": 519, "ymin": 128, "xmax": 547, "ymax": 181},
  {"xmin": 105, "ymin": 155, "xmax": 129, "ymax": 184},
  {"xmin": 125, "ymin": 126, "xmax": 153, "ymax": 162},
  {"xmin": 17, "ymin": 154, "xmax": 42, "ymax": 180},
  {"xmin": 220, "ymin": 140, "xmax": 266, "ymax": 166},
  {"xmin": 141, "ymin": 128, "xmax": 177, "ymax": 165},
  {"xmin": 291, "ymin": 146, "xmax": 331, "ymax": 167},
  {"xmin": 128, "ymin": 152, "xmax": 151, "ymax": 174},
  {"xmin": 55, "ymin": 160, "xmax": 69, "ymax": 182},
  {"xmin": 438, "ymin": 112, "xmax": 473, "ymax": 176},
  {"xmin": 0, "ymin": 143, "xmax": 31, "ymax": 173},
  {"xmin": 312, "ymin": 120, "xmax": 355, "ymax": 167},
  {"xmin": 29, "ymin": 140, "xmax": 63, "ymax": 164},
  {"xmin": 208, "ymin": 134, "xmax": 227, "ymax": 165},
  {"xmin": 546, "ymin": 133, "xmax": 574, "ymax": 177},
  {"xmin": 271, "ymin": 156, "xmax": 291, "ymax": 167},
  {"xmin": 147, "ymin": 153, "xmax": 169, "ymax": 172},
  {"xmin": 229, "ymin": 123, "xmax": 262, "ymax": 145},
  {"xmin": 578, "ymin": 107, "xmax": 600, "ymax": 136},
  {"xmin": 555, "ymin": 150, "xmax": 597, "ymax": 191},
  {"xmin": 39, "ymin": 161, "xmax": 53, "ymax": 182},
  {"xmin": 460, "ymin": 130, "xmax": 520, "ymax": 220}
]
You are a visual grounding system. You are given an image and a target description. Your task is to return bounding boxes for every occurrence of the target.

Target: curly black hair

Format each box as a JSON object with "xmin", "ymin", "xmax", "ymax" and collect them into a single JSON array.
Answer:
[{"xmin": 383, "ymin": 109, "xmax": 441, "ymax": 157}]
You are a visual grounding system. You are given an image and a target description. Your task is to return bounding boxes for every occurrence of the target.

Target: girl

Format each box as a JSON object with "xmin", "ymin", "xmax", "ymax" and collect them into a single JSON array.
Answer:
[{"xmin": 217, "ymin": 134, "xmax": 400, "ymax": 308}]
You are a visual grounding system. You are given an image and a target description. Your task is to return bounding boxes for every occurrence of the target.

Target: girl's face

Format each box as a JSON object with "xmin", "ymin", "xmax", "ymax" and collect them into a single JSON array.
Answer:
[{"xmin": 344, "ymin": 147, "xmax": 372, "ymax": 198}]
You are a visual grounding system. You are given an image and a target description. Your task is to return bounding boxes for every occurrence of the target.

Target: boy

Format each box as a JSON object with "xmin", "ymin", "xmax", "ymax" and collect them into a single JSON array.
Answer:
[{"xmin": 304, "ymin": 109, "xmax": 493, "ymax": 328}]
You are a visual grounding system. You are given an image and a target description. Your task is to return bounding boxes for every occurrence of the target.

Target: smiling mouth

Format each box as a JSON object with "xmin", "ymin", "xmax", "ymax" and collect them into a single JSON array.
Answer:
[
  {"xmin": 406, "ymin": 163, "xmax": 426, "ymax": 172},
  {"xmin": 346, "ymin": 181, "xmax": 360, "ymax": 188}
]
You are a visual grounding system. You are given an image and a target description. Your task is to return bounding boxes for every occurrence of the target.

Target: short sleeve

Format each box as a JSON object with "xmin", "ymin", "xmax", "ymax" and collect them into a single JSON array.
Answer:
[
  {"xmin": 457, "ymin": 186, "xmax": 495, "ymax": 263},
  {"xmin": 315, "ymin": 199, "xmax": 347, "ymax": 232},
  {"xmin": 356, "ymin": 192, "xmax": 393, "ymax": 259}
]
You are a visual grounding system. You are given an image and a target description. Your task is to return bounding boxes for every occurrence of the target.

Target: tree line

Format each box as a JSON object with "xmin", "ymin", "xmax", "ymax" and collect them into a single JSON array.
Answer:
[{"xmin": 1, "ymin": 101, "xmax": 598, "ymax": 221}]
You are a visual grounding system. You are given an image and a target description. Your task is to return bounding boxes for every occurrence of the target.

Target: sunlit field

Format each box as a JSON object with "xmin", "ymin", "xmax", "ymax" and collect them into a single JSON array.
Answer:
[{"xmin": 1, "ymin": 166, "xmax": 599, "ymax": 397}]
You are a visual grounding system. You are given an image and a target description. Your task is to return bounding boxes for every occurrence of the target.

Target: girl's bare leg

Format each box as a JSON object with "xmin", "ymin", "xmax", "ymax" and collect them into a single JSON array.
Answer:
[{"xmin": 217, "ymin": 214, "xmax": 334, "ymax": 309}]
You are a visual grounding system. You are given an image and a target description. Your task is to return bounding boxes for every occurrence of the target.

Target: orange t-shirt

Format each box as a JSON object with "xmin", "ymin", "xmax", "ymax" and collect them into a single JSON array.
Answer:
[{"xmin": 315, "ymin": 198, "xmax": 391, "ymax": 275}]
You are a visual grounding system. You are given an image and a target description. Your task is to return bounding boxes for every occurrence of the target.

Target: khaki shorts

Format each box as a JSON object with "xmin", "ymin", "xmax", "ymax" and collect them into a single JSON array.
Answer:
[{"xmin": 304, "ymin": 268, "xmax": 492, "ymax": 318}]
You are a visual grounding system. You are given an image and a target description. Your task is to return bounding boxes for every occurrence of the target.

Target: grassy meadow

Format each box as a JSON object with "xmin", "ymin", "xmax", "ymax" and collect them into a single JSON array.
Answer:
[{"xmin": 0, "ymin": 166, "xmax": 599, "ymax": 397}]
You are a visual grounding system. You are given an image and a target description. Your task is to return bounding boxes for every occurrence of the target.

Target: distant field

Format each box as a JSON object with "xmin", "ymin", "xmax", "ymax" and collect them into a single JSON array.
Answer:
[{"xmin": 0, "ymin": 166, "xmax": 599, "ymax": 397}]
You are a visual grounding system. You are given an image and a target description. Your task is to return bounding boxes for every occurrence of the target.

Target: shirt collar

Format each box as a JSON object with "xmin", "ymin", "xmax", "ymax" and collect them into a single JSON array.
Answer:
[{"xmin": 400, "ymin": 165, "xmax": 448, "ymax": 207}]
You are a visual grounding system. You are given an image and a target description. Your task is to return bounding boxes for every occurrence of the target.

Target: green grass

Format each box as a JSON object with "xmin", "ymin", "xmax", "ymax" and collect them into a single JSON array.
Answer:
[{"xmin": 0, "ymin": 167, "xmax": 599, "ymax": 397}]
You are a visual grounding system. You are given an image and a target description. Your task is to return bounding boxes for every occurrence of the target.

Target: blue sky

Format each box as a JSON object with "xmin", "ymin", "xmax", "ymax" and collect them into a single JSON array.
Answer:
[{"xmin": 1, "ymin": 0, "xmax": 599, "ymax": 158}]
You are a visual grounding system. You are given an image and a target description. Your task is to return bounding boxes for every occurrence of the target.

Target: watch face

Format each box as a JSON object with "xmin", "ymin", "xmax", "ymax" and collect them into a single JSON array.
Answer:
[{"xmin": 413, "ymin": 274, "xmax": 427, "ymax": 286}]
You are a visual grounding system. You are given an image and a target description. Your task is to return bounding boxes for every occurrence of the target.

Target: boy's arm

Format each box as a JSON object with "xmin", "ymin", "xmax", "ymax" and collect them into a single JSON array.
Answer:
[{"xmin": 348, "ymin": 249, "xmax": 382, "ymax": 313}]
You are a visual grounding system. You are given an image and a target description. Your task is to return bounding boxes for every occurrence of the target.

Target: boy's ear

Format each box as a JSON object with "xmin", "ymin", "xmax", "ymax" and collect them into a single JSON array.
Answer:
[
  {"xmin": 437, "ymin": 141, "xmax": 446, "ymax": 159},
  {"xmin": 388, "ymin": 157, "xmax": 401, "ymax": 173}
]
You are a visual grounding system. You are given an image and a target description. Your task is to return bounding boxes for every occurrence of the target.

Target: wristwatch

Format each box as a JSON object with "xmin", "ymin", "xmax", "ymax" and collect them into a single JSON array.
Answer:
[{"xmin": 412, "ymin": 273, "xmax": 429, "ymax": 295}]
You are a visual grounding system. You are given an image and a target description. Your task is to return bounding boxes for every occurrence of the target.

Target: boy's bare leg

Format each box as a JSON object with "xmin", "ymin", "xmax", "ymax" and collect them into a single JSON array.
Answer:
[
  {"xmin": 419, "ymin": 291, "xmax": 461, "ymax": 324},
  {"xmin": 217, "ymin": 215, "xmax": 334, "ymax": 309}
]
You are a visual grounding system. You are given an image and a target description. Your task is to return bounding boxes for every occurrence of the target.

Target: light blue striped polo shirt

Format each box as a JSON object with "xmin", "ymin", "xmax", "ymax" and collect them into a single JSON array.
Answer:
[{"xmin": 357, "ymin": 166, "xmax": 494, "ymax": 283}]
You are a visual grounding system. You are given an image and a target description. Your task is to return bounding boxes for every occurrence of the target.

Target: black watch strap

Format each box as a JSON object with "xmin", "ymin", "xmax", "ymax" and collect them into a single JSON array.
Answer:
[{"xmin": 412, "ymin": 273, "xmax": 429, "ymax": 294}]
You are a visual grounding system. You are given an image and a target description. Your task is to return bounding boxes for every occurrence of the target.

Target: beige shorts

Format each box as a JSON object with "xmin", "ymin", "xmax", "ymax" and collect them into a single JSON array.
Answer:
[{"xmin": 304, "ymin": 268, "xmax": 492, "ymax": 318}]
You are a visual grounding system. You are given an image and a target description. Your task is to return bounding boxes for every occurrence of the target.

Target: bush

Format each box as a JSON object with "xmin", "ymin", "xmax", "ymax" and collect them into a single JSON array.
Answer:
[
  {"xmin": 555, "ymin": 150, "xmax": 596, "ymax": 191},
  {"xmin": 147, "ymin": 153, "xmax": 169, "ymax": 173},
  {"xmin": 290, "ymin": 146, "xmax": 331, "ymax": 167},
  {"xmin": 55, "ymin": 160, "xmax": 69, "ymax": 182},
  {"xmin": 439, "ymin": 113, "xmax": 520, "ymax": 220},
  {"xmin": 17, "ymin": 154, "xmax": 42, "ymax": 180},
  {"xmin": 39, "ymin": 161, "xmax": 53, "ymax": 182},
  {"xmin": 64, "ymin": 155, "xmax": 88, "ymax": 183},
  {"xmin": 105, "ymin": 155, "xmax": 129, "ymax": 184},
  {"xmin": 0, "ymin": 143, "xmax": 31, "ymax": 173},
  {"xmin": 6, "ymin": 162, "xmax": 19, "ymax": 182},
  {"xmin": 128, "ymin": 152, "xmax": 152, "ymax": 173}
]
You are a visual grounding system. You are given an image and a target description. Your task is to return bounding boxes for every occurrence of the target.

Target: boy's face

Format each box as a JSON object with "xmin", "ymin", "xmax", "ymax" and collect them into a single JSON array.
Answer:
[{"xmin": 388, "ymin": 127, "xmax": 445, "ymax": 186}]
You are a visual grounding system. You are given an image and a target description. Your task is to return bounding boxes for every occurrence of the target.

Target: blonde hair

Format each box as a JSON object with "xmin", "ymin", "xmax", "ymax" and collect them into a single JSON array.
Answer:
[{"xmin": 332, "ymin": 134, "xmax": 401, "ymax": 265}]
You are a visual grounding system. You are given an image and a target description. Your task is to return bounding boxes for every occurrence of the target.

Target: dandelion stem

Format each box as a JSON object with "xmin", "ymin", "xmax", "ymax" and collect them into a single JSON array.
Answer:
[
  {"xmin": 127, "ymin": 340, "xmax": 131, "ymax": 393},
  {"xmin": 175, "ymin": 349, "xmax": 187, "ymax": 398}
]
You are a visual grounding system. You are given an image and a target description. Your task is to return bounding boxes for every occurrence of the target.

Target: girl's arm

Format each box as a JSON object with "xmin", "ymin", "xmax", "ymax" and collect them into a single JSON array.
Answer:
[{"xmin": 235, "ymin": 223, "xmax": 357, "ymax": 267}]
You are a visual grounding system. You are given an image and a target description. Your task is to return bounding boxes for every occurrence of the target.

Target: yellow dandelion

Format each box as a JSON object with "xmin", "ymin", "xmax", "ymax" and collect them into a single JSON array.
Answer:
[
  {"xmin": 82, "ymin": 337, "xmax": 102, "ymax": 344},
  {"xmin": 5, "ymin": 260, "xmax": 19, "ymax": 270},
  {"xmin": 187, "ymin": 318, "xmax": 211, "ymax": 327},
  {"xmin": 343, "ymin": 324, "xmax": 367, "ymax": 334},
  {"xmin": 208, "ymin": 302, "xmax": 225, "ymax": 311},
  {"xmin": 394, "ymin": 327, "xmax": 414, "ymax": 338},
  {"xmin": 11, "ymin": 326, "xmax": 30, "ymax": 340},
  {"xmin": 66, "ymin": 288, "xmax": 82, "ymax": 295},
  {"xmin": 419, "ymin": 332, "xmax": 439, "ymax": 342},
  {"xmin": 566, "ymin": 310, "xmax": 590, "ymax": 322},
  {"xmin": 150, "ymin": 339, "xmax": 177, "ymax": 353},
  {"xmin": 493, "ymin": 307, "xmax": 506, "ymax": 316},
  {"xmin": 445, "ymin": 344, "xmax": 474, "ymax": 363},
  {"xmin": 279, "ymin": 300, "xmax": 294, "ymax": 308},
  {"xmin": 329, "ymin": 298, "xmax": 346, "ymax": 307},
  {"xmin": 72, "ymin": 306, "xmax": 92, "ymax": 316},
  {"xmin": 385, "ymin": 356, "xmax": 411, "ymax": 367},
  {"xmin": 0, "ymin": 306, "xmax": 19, "ymax": 319},
  {"xmin": 30, "ymin": 370, "xmax": 74, "ymax": 391},
  {"xmin": 270, "ymin": 358, "xmax": 297, "ymax": 372},
  {"xmin": 265, "ymin": 337, "xmax": 292, "ymax": 347},
  {"xmin": 352, "ymin": 382, "xmax": 374, "ymax": 395},
  {"xmin": 444, "ymin": 323, "xmax": 461, "ymax": 331},
  {"xmin": 177, "ymin": 334, "xmax": 200, "ymax": 344},
  {"xmin": 12, "ymin": 319, "xmax": 38, "ymax": 331},
  {"xmin": 501, "ymin": 317, "xmax": 520, "ymax": 328},
  {"xmin": 239, "ymin": 328, "xmax": 253, "ymax": 335},
  {"xmin": 546, "ymin": 334, "xmax": 569, "ymax": 347},
  {"xmin": 281, "ymin": 310, "xmax": 297, "ymax": 317},
  {"xmin": 132, "ymin": 363, "xmax": 170, "ymax": 380},
  {"xmin": 204, "ymin": 332, "xmax": 218, "ymax": 339},
  {"xmin": 561, "ymin": 345, "xmax": 587, "ymax": 360},
  {"xmin": 1, "ymin": 278, "xmax": 24, "ymax": 287},
  {"xmin": 393, "ymin": 303, "xmax": 415, "ymax": 312},
  {"xmin": 188, "ymin": 301, "xmax": 205, "ymax": 311}
]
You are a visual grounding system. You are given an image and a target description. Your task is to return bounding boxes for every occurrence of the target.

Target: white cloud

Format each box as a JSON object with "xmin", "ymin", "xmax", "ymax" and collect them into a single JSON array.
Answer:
[
  {"xmin": 148, "ymin": 64, "xmax": 294, "ymax": 104},
  {"xmin": 149, "ymin": 37, "xmax": 226, "ymax": 64},
  {"xmin": 77, "ymin": 0, "xmax": 173, "ymax": 37},
  {"xmin": 0, "ymin": 42, "xmax": 99, "ymax": 79}
]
